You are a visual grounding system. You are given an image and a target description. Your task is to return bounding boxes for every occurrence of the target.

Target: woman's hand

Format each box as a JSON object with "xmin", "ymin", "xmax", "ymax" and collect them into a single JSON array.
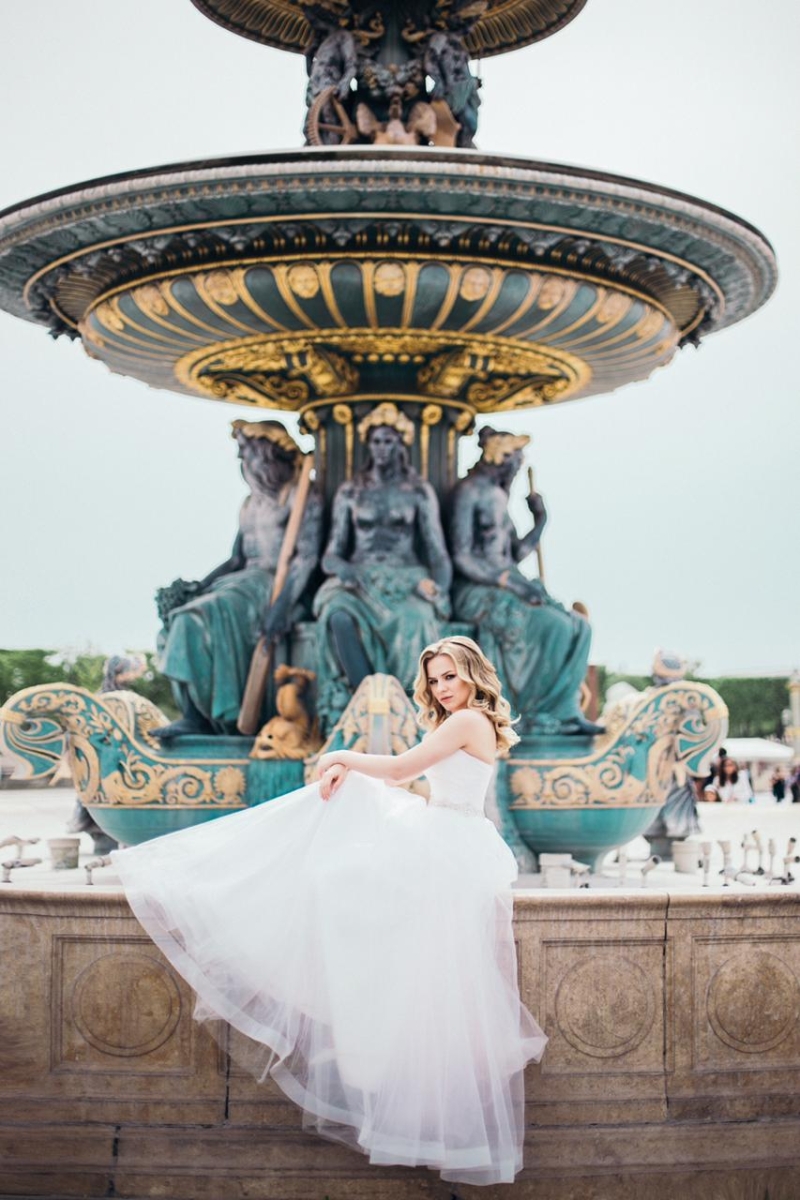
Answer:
[
  {"xmin": 319, "ymin": 764, "xmax": 348, "ymax": 801},
  {"xmin": 317, "ymin": 751, "xmax": 342, "ymax": 775}
]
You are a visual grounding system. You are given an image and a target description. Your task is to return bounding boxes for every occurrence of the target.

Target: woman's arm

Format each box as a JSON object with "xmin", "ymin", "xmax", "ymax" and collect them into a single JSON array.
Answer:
[{"xmin": 318, "ymin": 709, "xmax": 493, "ymax": 787}]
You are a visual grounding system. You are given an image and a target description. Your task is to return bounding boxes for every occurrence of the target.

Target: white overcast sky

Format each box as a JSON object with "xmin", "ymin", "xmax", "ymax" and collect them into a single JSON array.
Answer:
[{"xmin": 0, "ymin": 0, "xmax": 797, "ymax": 675}]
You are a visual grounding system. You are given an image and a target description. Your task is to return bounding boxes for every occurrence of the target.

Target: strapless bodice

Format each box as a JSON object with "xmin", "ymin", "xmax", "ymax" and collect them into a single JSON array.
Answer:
[{"xmin": 425, "ymin": 749, "xmax": 494, "ymax": 818}]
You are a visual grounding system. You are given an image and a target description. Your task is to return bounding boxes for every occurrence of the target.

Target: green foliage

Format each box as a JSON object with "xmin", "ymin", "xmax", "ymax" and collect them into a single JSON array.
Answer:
[
  {"xmin": 138, "ymin": 653, "xmax": 178, "ymax": 718},
  {"xmin": 599, "ymin": 670, "xmax": 789, "ymax": 740},
  {"xmin": 0, "ymin": 648, "xmax": 178, "ymax": 719},
  {"xmin": 702, "ymin": 676, "xmax": 789, "ymax": 739},
  {"xmin": 601, "ymin": 670, "xmax": 651, "ymax": 697},
  {"xmin": 1, "ymin": 651, "xmax": 788, "ymax": 740}
]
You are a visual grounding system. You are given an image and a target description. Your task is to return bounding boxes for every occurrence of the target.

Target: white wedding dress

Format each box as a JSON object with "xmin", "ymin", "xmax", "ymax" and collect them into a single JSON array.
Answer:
[{"xmin": 112, "ymin": 749, "xmax": 547, "ymax": 1185}]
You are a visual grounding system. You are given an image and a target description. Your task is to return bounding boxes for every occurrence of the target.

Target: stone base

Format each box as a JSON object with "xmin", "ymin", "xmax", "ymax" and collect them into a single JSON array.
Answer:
[
  {"xmin": 2, "ymin": 889, "xmax": 800, "ymax": 1197},
  {"xmin": 2, "ymin": 1128, "xmax": 800, "ymax": 1199}
]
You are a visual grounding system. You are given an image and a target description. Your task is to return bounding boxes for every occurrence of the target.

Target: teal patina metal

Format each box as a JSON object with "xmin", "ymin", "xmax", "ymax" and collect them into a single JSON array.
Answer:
[
  {"xmin": 496, "ymin": 681, "xmax": 729, "ymax": 870},
  {"xmin": 0, "ymin": 677, "xmax": 727, "ymax": 861},
  {"xmin": 0, "ymin": 0, "xmax": 773, "ymax": 864}
]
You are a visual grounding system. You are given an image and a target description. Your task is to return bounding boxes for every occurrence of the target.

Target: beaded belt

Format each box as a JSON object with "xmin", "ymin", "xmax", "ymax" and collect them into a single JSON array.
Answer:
[{"xmin": 428, "ymin": 799, "xmax": 484, "ymax": 818}]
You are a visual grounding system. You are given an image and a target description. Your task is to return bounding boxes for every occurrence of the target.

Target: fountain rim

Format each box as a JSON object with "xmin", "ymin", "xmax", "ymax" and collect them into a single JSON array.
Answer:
[{"xmin": 0, "ymin": 145, "xmax": 777, "ymax": 262}]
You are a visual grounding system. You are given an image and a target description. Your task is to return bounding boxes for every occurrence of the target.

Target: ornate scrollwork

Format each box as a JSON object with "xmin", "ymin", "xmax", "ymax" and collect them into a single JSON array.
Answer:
[
  {"xmin": 188, "ymin": 336, "xmax": 360, "ymax": 406},
  {"xmin": 0, "ymin": 685, "xmax": 251, "ymax": 810},
  {"xmin": 417, "ymin": 342, "xmax": 583, "ymax": 407},
  {"xmin": 103, "ymin": 751, "xmax": 246, "ymax": 808},
  {"xmin": 508, "ymin": 682, "xmax": 728, "ymax": 810}
]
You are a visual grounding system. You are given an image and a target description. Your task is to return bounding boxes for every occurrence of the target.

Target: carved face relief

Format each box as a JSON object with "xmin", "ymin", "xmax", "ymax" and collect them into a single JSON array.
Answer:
[
  {"xmin": 367, "ymin": 425, "xmax": 404, "ymax": 471},
  {"xmin": 237, "ymin": 438, "xmax": 287, "ymax": 495},
  {"xmin": 374, "ymin": 262, "xmax": 406, "ymax": 297},
  {"xmin": 497, "ymin": 448, "xmax": 524, "ymax": 489},
  {"xmin": 460, "ymin": 267, "xmax": 492, "ymax": 302}
]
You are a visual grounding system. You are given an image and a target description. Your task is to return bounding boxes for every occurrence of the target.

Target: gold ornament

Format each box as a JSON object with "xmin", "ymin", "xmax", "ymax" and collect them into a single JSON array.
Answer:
[
  {"xmin": 421, "ymin": 404, "xmax": 443, "ymax": 426},
  {"xmin": 136, "ymin": 283, "xmax": 170, "ymax": 317},
  {"xmin": 480, "ymin": 431, "xmax": 531, "ymax": 464},
  {"xmin": 459, "ymin": 267, "xmax": 493, "ymax": 302},
  {"xmin": 201, "ymin": 271, "xmax": 239, "ymax": 306},
  {"xmin": 374, "ymin": 262, "xmax": 406, "ymax": 297},
  {"xmin": 356, "ymin": 401, "xmax": 415, "ymax": 446},
  {"xmin": 287, "ymin": 264, "xmax": 321, "ymax": 299},
  {"xmin": 230, "ymin": 420, "xmax": 303, "ymax": 458}
]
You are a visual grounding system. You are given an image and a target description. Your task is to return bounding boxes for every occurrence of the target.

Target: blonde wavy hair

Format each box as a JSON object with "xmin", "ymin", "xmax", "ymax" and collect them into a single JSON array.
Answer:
[{"xmin": 413, "ymin": 636, "xmax": 519, "ymax": 757}]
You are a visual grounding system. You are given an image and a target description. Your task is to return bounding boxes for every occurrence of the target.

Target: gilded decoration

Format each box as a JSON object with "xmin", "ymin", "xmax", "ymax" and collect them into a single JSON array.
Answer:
[
  {"xmin": 102, "ymin": 755, "xmax": 246, "ymax": 808},
  {"xmin": 3, "ymin": 149, "xmax": 774, "ymax": 369},
  {"xmin": 170, "ymin": 321, "xmax": 595, "ymax": 413},
  {"xmin": 305, "ymin": 673, "xmax": 421, "ymax": 783},
  {"xmin": 0, "ymin": 685, "xmax": 251, "ymax": 809},
  {"xmin": 417, "ymin": 341, "xmax": 584, "ymax": 408},
  {"xmin": 507, "ymin": 682, "xmax": 728, "ymax": 810},
  {"xmin": 178, "ymin": 337, "xmax": 359, "ymax": 407},
  {"xmin": 459, "ymin": 267, "xmax": 493, "ymax": 301},
  {"xmin": 373, "ymin": 262, "xmax": 406, "ymax": 297},
  {"xmin": 74, "ymin": 252, "xmax": 688, "ymax": 412},
  {"xmin": 287, "ymin": 264, "xmax": 321, "ymax": 299},
  {"xmin": 356, "ymin": 402, "xmax": 416, "ymax": 445}
]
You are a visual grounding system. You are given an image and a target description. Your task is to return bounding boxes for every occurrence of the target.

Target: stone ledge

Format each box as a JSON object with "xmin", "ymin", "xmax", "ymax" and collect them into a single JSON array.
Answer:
[{"xmin": 2, "ymin": 887, "xmax": 800, "ymax": 1196}]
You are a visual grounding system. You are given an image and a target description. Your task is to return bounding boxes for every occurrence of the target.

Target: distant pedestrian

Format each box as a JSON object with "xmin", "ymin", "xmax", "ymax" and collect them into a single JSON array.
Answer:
[
  {"xmin": 771, "ymin": 767, "xmax": 787, "ymax": 804},
  {"xmin": 790, "ymin": 765, "xmax": 800, "ymax": 805},
  {"xmin": 704, "ymin": 747, "xmax": 727, "ymax": 791},
  {"xmin": 717, "ymin": 759, "xmax": 753, "ymax": 804}
]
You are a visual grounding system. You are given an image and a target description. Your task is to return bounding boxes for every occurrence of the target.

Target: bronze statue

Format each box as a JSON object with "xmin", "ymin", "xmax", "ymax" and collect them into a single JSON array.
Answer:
[
  {"xmin": 313, "ymin": 402, "xmax": 452, "ymax": 730},
  {"xmin": 155, "ymin": 421, "xmax": 322, "ymax": 739},
  {"xmin": 448, "ymin": 427, "xmax": 602, "ymax": 736},
  {"xmin": 300, "ymin": 0, "xmax": 482, "ymax": 146},
  {"xmin": 304, "ymin": 21, "xmax": 359, "ymax": 144},
  {"xmin": 424, "ymin": 30, "xmax": 481, "ymax": 147}
]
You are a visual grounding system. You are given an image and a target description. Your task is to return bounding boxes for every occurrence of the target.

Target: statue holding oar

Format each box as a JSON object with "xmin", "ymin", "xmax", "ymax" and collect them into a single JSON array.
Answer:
[
  {"xmin": 448, "ymin": 427, "xmax": 602, "ymax": 737},
  {"xmin": 154, "ymin": 421, "xmax": 322, "ymax": 740}
]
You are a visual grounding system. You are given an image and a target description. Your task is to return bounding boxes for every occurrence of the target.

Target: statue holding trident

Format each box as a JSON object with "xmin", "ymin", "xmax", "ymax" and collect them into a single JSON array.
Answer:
[
  {"xmin": 448, "ymin": 427, "xmax": 603, "ymax": 736},
  {"xmin": 154, "ymin": 421, "xmax": 323, "ymax": 740}
]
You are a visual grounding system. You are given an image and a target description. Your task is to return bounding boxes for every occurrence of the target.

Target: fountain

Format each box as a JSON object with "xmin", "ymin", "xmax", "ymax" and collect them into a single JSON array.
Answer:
[
  {"xmin": 1, "ymin": 6, "xmax": 797, "ymax": 1196},
  {"xmin": 0, "ymin": 0, "xmax": 770, "ymax": 863}
]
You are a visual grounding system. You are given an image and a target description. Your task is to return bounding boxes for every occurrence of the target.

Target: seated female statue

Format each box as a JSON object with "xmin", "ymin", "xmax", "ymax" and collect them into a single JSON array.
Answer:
[{"xmin": 313, "ymin": 403, "xmax": 452, "ymax": 731}]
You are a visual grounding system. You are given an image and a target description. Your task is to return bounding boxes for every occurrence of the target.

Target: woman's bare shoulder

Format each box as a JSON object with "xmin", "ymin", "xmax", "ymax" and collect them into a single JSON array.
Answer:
[{"xmin": 449, "ymin": 708, "xmax": 494, "ymax": 729}]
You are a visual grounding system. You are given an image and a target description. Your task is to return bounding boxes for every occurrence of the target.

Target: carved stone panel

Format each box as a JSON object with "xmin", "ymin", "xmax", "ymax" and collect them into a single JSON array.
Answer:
[
  {"xmin": 693, "ymin": 939, "xmax": 800, "ymax": 1071},
  {"xmin": 52, "ymin": 935, "xmax": 190, "ymax": 1074},
  {"xmin": 542, "ymin": 939, "xmax": 664, "ymax": 1075},
  {"xmin": 666, "ymin": 895, "xmax": 800, "ymax": 1121}
]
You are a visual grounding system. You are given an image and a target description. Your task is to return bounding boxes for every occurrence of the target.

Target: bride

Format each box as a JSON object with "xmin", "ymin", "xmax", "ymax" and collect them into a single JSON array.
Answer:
[{"xmin": 112, "ymin": 636, "xmax": 547, "ymax": 1186}]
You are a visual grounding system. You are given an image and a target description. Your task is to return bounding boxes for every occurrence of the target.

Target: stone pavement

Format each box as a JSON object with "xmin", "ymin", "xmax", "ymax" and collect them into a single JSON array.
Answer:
[{"xmin": 2, "ymin": 783, "xmax": 798, "ymax": 895}]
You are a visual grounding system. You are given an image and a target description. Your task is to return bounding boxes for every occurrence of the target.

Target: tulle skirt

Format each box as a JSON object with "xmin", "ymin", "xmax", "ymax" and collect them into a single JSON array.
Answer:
[{"xmin": 112, "ymin": 772, "xmax": 547, "ymax": 1185}]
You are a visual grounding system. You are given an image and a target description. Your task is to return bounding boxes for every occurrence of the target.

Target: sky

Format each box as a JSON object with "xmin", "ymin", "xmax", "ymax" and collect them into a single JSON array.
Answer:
[{"xmin": 0, "ymin": 0, "xmax": 797, "ymax": 676}]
